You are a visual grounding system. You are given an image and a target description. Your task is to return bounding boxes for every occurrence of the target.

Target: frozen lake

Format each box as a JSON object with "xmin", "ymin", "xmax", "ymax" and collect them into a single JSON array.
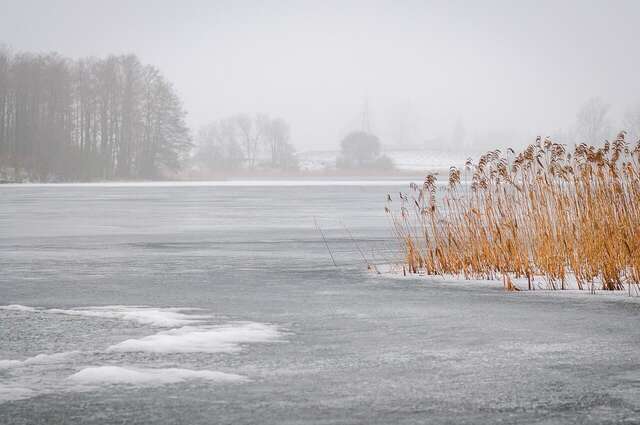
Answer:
[{"xmin": 1, "ymin": 182, "xmax": 639, "ymax": 424}]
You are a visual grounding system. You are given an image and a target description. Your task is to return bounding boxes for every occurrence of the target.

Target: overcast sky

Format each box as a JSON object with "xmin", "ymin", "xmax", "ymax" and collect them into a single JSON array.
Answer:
[{"xmin": 1, "ymin": 0, "xmax": 638, "ymax": 150}]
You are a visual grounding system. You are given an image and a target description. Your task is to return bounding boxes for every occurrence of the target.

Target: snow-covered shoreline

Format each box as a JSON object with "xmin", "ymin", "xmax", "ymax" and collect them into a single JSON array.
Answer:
[{"xmin": 376, "ymin": 267, "xmax": 640, "ymax": 300}]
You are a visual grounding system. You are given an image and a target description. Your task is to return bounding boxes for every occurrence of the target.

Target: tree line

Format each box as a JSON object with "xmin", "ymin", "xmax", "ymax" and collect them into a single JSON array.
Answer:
[
  {"xmin": 193, "ymin": 114, "xmax": 298, "ymax": 174},
  {"xmin": 0, "ymin": 48, "xmax": 191, "ymax": 181}
]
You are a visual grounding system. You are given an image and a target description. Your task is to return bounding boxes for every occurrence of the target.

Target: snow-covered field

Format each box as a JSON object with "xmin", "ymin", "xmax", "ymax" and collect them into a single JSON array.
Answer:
[{"xmin": 297, "ymin": 148, "xmax": 468, "ymax": 172}]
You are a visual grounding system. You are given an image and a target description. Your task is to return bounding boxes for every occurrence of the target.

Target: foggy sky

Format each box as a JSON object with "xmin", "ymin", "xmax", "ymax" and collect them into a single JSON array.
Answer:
[{"xmin": 1, "ymin": 0, "xmax": 639, "ymax": 151}]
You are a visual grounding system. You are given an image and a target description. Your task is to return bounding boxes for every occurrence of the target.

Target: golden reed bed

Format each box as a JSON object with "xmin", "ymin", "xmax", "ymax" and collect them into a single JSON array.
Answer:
[{"xmin": 386, "ymin": 132, "xmax": 640, "ymax": 294}]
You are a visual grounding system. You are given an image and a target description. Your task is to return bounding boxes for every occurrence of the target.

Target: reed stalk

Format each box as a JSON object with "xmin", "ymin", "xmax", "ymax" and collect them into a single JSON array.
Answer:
[{"xmin": 386, "ymin": 132, "xmax": 640, "ymax": 293}]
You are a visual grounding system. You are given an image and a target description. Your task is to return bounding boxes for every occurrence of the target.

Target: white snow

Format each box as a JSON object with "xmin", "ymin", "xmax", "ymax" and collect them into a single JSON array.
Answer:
[
  {"xmin": 45, "ymin": 306, "xmax": 212, "ymax": 327},
  {"xmin": 0, "ymin": 385, "xmax": 36, "ymax": 402},
  {"xmin": 107, "ymin": 322, "xmax": 282, "ymax": 354},
  {"xmin": 386, "ymin": 149, "xmax": 468, "ymax": 172},
  {"xmin": 0, "ymin": 305, "xmax": 286, "ymax": 399},
  {"xmin": 0, "ymin": 351, "xmax": 80, "ymax": 369},
  {"xmin": 68, "ymin": 366, "xmax": 247, "ymax": 386},
  {"xmin": 374, "ymin": 266, "xmax": 640, "ymax": 298},
  {"xmin": 0, "ymin": 305, "xmax": 211, "ymax": 327},
  {"xmin": 296, "ymin": 148, "xmax": 469, "ymax": 172},
  {"xmin": 0, "ymin": 360, "xmax": 22, "ymax": 369},
  {"xmin": 0, "ymin": 304, "xmax": 37, "ymax": 312}
]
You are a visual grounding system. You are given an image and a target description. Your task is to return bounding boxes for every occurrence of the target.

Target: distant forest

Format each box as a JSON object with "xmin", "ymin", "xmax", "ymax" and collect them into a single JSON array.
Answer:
[{"xmin": 0, "ymin": 49, "xmax": 191, "ymax": 181}]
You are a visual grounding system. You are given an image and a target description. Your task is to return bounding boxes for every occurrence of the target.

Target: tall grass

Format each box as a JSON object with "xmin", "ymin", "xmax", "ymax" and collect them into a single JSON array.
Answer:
[{"xmin": 386, "ymin": 132, "xmax": 640, "ymax": 293}]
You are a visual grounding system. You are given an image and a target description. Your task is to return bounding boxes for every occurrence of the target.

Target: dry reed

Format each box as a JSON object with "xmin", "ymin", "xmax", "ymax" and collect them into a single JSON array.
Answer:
[{"xmin": 386, "ymin": 132, "xmax": 640, "ymax": 294}]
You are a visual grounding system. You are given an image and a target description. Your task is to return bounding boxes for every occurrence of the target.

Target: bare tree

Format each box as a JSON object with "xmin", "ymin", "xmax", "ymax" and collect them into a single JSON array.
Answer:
[
  {"xmin": 195, "ymin": 119, "xmax": 243, "ymax": 172},
  {"xmin": 575, "ymin": 97, "xmax": 611, "ymax": 145},
  {"xmin": 0, "ymin": 49, "xmax": 191, "ymax": 181},
  {"xmin": 264, "ymin": 117, "xmax": 296, "ymax": 169},
  {"xmin": 623, "ymin": 103, "xmax": 640, "ymax": 143},
  {"xmin": 195, "ymin": 114, "xmax": 296, "ymax": 174},
  {"xmin": 234, "ymin": 113, "xmax": 267, "ymax": 170},
  {"xmin": 137, "ymin": 66, "xmax": 191, "ymax": 178},
  {"xmin": 0, "ymin": 46, "xmax": 11, "ymax": 171}
]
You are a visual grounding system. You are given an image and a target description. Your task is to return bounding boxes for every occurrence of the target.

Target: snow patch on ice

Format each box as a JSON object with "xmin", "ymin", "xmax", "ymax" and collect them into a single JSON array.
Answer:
[
  {"xmin": 0, "ymin": 385, "xmax": 36, "ymax": 402},
  {"xmin": 0, "ymin": 304, "xmax": 37, "ymax": 312},
  {"xmin": 68, "ymin": 366, "xmax": 247, "ymax": 386},
  {"xmin": 0, "ymin": 306, "xmax": 286, "ymax": 397},
  {"xmin": 45, "ymin": 306, "xmax": 212, "ymax": 327},
  {"xmin": 107, "ymin": 322, "xmax": 282, "ymax": 354},
  {"xmin": 0, "ymin": 351, "xmax": 80, "ymax": 369},
  {"xmin": 0, "ymin": 305, "xmax": 211, "ymax": 327},
  {"xmin": 0, "ymin": 360, "xmax": 22, "ymax": 369}
]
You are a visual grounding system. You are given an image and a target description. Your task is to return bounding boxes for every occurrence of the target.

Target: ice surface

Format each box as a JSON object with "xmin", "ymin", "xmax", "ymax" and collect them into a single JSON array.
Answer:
[
  {"xmin": 1, "ymin": 180, "xmax": 418, "ymax": 188},
  {"xmin": 107, "ymin": 322, "xmax": 282, "ymax": 354},
  {"xmin": 2, "ymin": 184, "xmax": 639, "ymax": 424},
  {"xmin": 0, "ymin": 305, "xmax": 211, "ymax": 327},
  {"xmin": 68, "ymin": 366, "xmax": 247, "ymax": 386}
]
